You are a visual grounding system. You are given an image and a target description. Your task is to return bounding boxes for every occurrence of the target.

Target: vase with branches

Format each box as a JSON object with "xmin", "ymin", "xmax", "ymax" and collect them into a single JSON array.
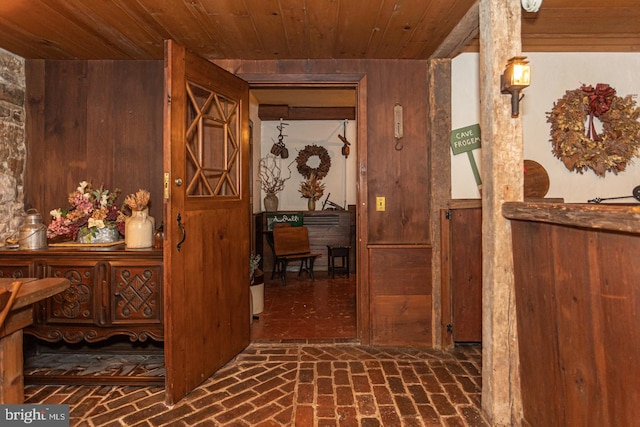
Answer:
[{"xmin": 258, "ymin": 154, "xmax": 292, "ymax": 211}]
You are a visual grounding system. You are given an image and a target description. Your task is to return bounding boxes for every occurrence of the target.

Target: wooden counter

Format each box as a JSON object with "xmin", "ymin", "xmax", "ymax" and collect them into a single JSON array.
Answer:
[
  {"xmin": 503, "ymin": 201, "xmax": 640, "ymax": 232},
  {"xmin": 503, "ymin": 202, "xmax": 640, "ymax": 426},
  {"xmin": 0, "ymin": 277, "xmax": 70, "ymax": 403}
]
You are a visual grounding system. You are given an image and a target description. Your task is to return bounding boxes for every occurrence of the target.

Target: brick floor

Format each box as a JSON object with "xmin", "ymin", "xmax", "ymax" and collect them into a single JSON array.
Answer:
[{"xmin": 25, "ymin": 343, "xmax": 489, "ymax": 426}]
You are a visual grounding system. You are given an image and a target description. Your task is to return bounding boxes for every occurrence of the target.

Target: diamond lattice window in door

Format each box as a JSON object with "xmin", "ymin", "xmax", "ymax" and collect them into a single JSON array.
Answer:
[{"xmin": 184, "ymin": 81, "xmax": 240, "ymax": 198}]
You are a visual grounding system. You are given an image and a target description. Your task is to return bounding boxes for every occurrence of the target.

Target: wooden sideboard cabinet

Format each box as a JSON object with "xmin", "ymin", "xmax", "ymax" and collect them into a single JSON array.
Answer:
[{"xmin": 0, "ymin": 246, "xmax": 163, "ymax": 343}]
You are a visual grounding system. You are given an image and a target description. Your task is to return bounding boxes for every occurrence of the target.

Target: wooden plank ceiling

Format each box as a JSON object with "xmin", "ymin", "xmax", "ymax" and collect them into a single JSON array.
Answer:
[{"xmin": 0, "ymin": 0, "xmax": 637, "ymax": 61}]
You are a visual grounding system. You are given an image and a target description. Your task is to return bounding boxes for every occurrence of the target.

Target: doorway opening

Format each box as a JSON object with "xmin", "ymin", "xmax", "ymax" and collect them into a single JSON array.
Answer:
[{"xmin": 244, "ymin": 76, "xmax": 367, "ymax": 343}]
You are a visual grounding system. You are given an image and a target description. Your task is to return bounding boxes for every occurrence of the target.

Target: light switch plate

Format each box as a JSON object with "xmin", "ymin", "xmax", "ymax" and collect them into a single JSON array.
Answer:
[{"xmin": 376, "ymin": 196, "xmax": 385, "ymax": 211}]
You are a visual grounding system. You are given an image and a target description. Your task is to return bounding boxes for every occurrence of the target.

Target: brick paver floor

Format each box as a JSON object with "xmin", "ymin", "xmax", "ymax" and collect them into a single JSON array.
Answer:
[{"xmin": 25, "ymin": 342, "xmax": 488, "ymax": 426}]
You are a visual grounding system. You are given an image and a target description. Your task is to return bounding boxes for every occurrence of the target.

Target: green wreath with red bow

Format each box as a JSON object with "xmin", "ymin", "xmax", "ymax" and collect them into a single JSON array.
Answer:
[{"xmin": 547, "ymin": 83, "xmax": 640, "ymax": 177}]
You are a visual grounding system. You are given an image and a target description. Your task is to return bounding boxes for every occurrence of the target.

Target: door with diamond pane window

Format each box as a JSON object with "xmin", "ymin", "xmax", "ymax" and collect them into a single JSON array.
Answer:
[{"xmin": 163, "ymin": 41, "xmax": 250, "ymax": 404}]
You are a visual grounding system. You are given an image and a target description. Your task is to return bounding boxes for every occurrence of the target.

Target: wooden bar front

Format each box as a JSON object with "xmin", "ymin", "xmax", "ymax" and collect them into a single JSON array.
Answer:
[{"xmin": 503, "ymin": 202, "xmax": 640, "ymax": 426}]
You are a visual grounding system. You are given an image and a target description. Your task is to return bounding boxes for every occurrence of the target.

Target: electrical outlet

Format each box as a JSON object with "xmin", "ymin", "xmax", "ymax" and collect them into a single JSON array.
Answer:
[{"xmin": 376, "ymin": 196, "xmax": 385, "ymax": 211}]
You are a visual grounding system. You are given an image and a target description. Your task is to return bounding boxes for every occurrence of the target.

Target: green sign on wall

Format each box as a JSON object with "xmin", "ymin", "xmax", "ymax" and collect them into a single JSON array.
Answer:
[
  {"xmin": 450, "ymin": 124, "xmax": 482, "ymax": 188},
  {"xmin": 450, "ymin": 124, "xmax": 481, "ymax": 155},
  {"xmin": 266, "ymin": 212, "xmax": 304, "ymax": 229}
]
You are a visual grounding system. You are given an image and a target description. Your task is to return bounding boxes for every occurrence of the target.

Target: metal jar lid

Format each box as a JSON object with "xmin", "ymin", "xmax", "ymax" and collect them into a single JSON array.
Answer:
[{"xmin": 24, "ymin": 208, "xmax": 44, "ymax": 225}]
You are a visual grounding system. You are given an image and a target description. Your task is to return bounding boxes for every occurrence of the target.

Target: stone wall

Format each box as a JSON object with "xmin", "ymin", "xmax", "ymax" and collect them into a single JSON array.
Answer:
[{"xmin": 0, "ymin": 48, "xmax": 25, "ymax": 243}]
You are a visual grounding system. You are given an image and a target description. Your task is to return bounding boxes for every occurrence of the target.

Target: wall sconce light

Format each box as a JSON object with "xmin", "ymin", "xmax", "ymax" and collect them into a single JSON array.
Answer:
[{"xmin": 501, "ymin": 56, "xmax": 531, "ymax": 118}]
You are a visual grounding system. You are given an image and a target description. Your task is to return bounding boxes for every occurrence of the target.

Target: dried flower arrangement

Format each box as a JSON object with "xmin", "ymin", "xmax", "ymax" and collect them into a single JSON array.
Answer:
[
  {"xmin": 124, "ymin": 189, "xmax": 151, "ymax": 212},
  {"xmin": 298, "ymin": 172, "xmax": 325, "ymax": 201},
  {"xmin": 258, "ymin": 154, "xmax": 292, "ymax": 194},
  {"xmin": 547, "ymin": 83, "xmax": 640, "ymax": 177},
  {"xmin": 47, "ymin": 181, "xmax": 126, "ymax": 241}
]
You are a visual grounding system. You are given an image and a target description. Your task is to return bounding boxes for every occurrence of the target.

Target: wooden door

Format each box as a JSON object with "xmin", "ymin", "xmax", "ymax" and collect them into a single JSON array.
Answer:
[
  {"xmin": 449, "ymin": 207, "xmax": 482, "ymax": 343},
  {"xmin": 163, "ymin": 40, "xmax": 250, "ymax": 404}
]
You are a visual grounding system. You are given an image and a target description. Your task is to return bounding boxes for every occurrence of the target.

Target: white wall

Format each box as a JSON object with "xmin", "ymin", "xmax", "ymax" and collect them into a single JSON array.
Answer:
[
  {"xmin": 451, "ymin": 54, "xmax": 482, "ymax": 199},
  {"xmin": 259, "ymin": 120, "xmax": 357, "ymax": 211},
  {"xmin": 452, "ymin": 52, "xmax": 640, "ymax": 203}
]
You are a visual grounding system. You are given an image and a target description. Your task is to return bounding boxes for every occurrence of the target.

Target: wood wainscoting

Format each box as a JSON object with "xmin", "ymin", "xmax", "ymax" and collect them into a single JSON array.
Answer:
[{"xmin": 369, "ymin": 245, "xmax": 432, "ymax": 347}]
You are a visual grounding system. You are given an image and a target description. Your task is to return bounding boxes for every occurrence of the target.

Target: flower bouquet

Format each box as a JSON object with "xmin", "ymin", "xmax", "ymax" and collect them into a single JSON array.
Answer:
[{"xmin": 47, "ymin": 181, "xmax": 126, "ymax": 243}]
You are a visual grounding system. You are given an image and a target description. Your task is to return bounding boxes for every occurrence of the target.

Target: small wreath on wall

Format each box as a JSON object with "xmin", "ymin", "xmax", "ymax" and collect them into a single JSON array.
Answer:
[
  {"xmin": 547, "ymin": 83, "xmax": 640, "ymax": 177},
  {"xmin": 295, "ymin": 144, "xmax": 332, "ymax": 179}
]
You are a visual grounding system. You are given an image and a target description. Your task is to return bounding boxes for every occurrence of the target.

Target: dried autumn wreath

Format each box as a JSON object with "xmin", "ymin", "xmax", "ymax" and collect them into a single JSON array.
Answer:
[
  {"xmin": 547, "ymin": 83, "xmax": 640, "ymax": 177},
  {"xmin": 295, "ymin": 144, "xmax": 331, "ymax": 179}
]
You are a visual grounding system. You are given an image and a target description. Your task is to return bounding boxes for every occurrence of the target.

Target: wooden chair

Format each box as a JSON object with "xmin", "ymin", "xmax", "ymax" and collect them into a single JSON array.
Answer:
[
  {"xmin": 268, "ymin": 222, "xmax": 292, "ymax": 279},
  {"xmin": 0, "ymin": 281, "xmax": 23, "ymax": 328},
  {"xmin": 272, "ymin": 226, "xmax": 321, "ymax": 285}
]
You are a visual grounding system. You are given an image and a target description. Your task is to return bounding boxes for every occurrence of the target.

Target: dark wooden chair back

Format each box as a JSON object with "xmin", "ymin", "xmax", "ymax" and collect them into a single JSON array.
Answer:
[
  {"xmin": 271, "ymin": 222, "xmax": 292, "ymax": 229},
  {"xmin": 273, "ymin": 226, "xmax": 311, "ymax": 256}
]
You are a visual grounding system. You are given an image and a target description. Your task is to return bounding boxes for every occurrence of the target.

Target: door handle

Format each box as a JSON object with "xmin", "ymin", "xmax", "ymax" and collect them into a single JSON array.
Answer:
[{"xmin": 176, "ymin": 213, "xmax": 186, "ymax": 251}]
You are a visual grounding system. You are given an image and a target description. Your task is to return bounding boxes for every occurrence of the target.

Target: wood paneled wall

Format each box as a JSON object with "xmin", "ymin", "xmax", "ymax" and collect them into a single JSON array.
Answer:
[
  {"xmin": 23, "ymin": 58, "xmax": 436, "ymax": 348},
  {"xmin": 24, "ymin": 60, "xmax": 164, "ymax": 223},
  {"xmin": 216, "ymin": 59, "xmax": 434, "ymax": 346}
]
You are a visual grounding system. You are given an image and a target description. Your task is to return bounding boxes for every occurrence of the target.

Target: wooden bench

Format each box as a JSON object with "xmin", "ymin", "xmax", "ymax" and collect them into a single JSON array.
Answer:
[{"xmin": 272, "ymin": 226, "xmax": 322, "ymax": 285}]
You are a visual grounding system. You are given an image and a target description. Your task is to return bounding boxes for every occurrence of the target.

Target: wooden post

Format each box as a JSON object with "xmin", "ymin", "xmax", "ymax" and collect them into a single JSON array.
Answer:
[
  {"xmin": 427, "ymin": 58, "xmax": 452, "ymax": 349},
  {"xmin": 479, "ymin": 0, "xmax": 524, "ymax": 425}
]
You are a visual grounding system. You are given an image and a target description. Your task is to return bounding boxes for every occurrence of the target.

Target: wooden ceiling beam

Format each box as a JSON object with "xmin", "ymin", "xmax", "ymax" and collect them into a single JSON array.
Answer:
[
  {"xmin": 429, "ymin": 0, "xmax": 479, "ymax": 59},
  {"xmin": 258, "ymin": 104, "xmax": 356, "ymax": 121}
]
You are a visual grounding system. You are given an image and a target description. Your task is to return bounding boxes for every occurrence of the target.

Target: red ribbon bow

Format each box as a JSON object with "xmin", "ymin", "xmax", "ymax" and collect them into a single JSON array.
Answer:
[{"xmin": 581, "ymin": 83, "xmax": 616, "ymax": 141}]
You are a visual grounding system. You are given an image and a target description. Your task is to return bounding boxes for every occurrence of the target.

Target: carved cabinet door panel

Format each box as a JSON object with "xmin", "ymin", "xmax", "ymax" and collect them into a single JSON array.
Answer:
[
  {"xmin": 43, "ymin": 260, "xmax": 100, "ymax": 326},
  {"xmin": 0, "ymin": 260, "xmax": 32, "ymax": 279},
  {"xmin": 110, "ymin": 261, "xmax": 163, "ymax": 325}
]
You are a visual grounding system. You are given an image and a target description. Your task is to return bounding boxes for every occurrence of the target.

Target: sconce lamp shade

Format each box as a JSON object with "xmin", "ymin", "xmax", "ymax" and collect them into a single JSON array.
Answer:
[
  {"xmin": 501, "ymin": 56, "xmax": 531, "ymax": 117},
  {"xmin": 501, "ymin": 56, "xmax": 530, "ymax": 91}
]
